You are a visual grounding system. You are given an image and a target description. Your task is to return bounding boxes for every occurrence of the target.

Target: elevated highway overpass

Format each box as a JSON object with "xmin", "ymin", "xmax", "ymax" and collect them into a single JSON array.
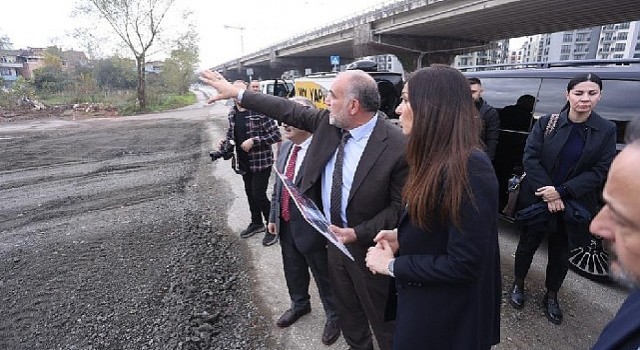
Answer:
[{"xmin": 210, "ymin": 0, "xmax": 640, "ymax": 79}]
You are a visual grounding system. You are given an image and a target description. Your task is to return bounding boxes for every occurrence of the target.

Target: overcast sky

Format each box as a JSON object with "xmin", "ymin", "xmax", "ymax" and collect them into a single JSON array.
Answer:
[{"xmin": 1, "ymin": 0, "xmax": 526, "ymax": 70}]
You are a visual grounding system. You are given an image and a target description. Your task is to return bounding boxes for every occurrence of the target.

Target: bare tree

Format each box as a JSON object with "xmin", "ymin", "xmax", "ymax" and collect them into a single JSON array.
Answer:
[
  {"xmin": 0, "ymin": 34, "xmax": 12, "ymax": 50},
  {"xmin": 77, "ymin": 0, "xmax": 177, "ymax": 110}
]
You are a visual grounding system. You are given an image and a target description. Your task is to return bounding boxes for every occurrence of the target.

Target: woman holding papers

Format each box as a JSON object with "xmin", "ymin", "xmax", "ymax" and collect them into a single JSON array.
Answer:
[{"xmin": 365, "ymin": 66, "xmax": 501, "ymax": 350}]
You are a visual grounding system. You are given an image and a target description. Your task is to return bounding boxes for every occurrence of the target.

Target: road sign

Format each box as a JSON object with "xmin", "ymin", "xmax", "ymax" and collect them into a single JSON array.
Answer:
[
  {"xmin": 246, "ymin": 68, "xmax": 254, "ymax": 76},
  {"xmin": 330, "ymin": 55, "xmax": 340, "ymax": 66}
]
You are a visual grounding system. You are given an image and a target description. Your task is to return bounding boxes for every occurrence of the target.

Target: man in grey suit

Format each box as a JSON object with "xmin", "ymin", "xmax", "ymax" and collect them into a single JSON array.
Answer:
[
  {"xmin": 267, "ymin": 97, "xmax": 340, "ymax": 345},
  {"xmin": 201, "ymin": 69, "xmax": 407, "ymax": 350}
]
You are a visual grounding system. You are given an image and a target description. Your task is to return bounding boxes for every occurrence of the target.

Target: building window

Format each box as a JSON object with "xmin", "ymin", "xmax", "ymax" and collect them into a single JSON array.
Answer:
[
  {"xmin": 615, "ymin": 43, "xmax": 626, "ymax": 51},
  {"xmin": 561, "ymin": 45, "xmax": 571, "ymax": 54},
  {"xmin": 613, "ymin": 54, "xmax": 623, "ymax": 59},
  {"xmin": 573, "ymin": 54, "xmax": 586, "ymax": 60},
  {"xmin": 563, "ymin": 33, "xmax": 573, "ymax": 42},
  {"xmin": 619, "ymin": 22, "xmax": 630, "ymax": 30},
  {"xmin": 576, "ymin": 33, "xmax": 588, "ymax": 42},
  {"xmin": 604, "ymin": 32, "xmax": 614, "ymax": 41},
  {"xmin": 560, "ymin": 54, "xmax": 570, "ymax": 61},
  {"xmin": 1, "ymin": 68, "xmax": 12, "ymax": 76},
  {"xmin": 634, "ymin": 53, "xmax": 640, "ymax": 58},
  {"xmin": 601, "ymin": 54, "xmax": 610, "ymax": 59},
  {"xmin": 617, "ymin": 32, "xmax": 628, "ymax": 41}
]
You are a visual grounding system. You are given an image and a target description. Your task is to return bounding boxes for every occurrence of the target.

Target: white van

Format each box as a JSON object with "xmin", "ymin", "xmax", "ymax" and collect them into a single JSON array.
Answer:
[{"xmin": 259, "ymin": 79, "xmax": 294, "ymax": 97}]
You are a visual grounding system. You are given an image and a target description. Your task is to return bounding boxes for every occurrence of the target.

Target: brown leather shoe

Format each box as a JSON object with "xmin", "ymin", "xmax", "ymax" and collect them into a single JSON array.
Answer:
[
  {"xmin": 321, "ymin": 320, "xmax": 341, "ymax": 345},
  {"xmin": 276, "ymin": 305, "xmax": 311, "ymax": 328}
]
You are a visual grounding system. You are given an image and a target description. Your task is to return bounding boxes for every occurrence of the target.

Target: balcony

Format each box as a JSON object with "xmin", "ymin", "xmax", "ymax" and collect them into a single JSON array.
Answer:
[{"xmin": 0, "ymin": 62, "xmax": 23, "ymax": 69}]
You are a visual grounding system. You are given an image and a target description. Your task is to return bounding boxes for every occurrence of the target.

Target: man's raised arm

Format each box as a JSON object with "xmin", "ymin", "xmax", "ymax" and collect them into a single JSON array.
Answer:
[{"xmin": 199, "ymin": 70, "xmax": 241, "ymax": 104}]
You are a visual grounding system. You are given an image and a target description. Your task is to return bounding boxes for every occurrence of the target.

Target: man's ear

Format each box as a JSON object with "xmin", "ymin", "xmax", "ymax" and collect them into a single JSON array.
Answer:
[{"xmin": 349, "ymin": 99, "xmax": 360, "ymax": 115}]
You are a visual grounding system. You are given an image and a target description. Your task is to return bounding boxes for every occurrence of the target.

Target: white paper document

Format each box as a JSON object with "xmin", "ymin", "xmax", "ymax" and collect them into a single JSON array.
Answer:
[{"xmin": 275, "ymin": 168, "xmax": 355, "ymax": 261}]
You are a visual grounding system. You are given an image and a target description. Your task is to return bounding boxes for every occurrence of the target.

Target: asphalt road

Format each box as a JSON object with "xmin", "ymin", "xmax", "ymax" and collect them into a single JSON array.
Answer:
[{"xmin": 0, "ymin": 91, "xmax": 630, "ymax": 349}]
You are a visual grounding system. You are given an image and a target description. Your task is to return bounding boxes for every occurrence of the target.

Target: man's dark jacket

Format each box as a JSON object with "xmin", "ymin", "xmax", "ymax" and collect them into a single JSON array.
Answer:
[
  {"xmin": 241, "ymin": 91, "xmax": 408, "ymax": 248},
  {"xmin": 592, "ymin": 290, "xmax": 640, "ymax": 350},
  {"xmin": 269, "ymin": 139, "xmax": 326, "ymax": 254},
  {"xmin": 476, "ymin": 98, "xmax": 500, "ymax": 160}
]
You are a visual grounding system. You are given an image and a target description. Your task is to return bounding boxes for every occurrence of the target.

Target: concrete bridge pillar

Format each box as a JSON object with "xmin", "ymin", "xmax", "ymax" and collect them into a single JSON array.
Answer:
[{"xmin": 353, "ymin": 23, "xmax": 374, "ymax": 58}]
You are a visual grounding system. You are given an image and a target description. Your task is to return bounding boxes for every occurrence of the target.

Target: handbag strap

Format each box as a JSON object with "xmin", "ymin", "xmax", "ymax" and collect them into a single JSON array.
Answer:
[{"xmin": 544, "ymin": 113, "xmax": 560, "ymax": 137}]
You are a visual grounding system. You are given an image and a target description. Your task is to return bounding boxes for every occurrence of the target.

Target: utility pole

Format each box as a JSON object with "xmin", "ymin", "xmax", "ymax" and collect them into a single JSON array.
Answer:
[{"xmin": 223, "ymin": 25, "xmax": 245, "ymax": 55}]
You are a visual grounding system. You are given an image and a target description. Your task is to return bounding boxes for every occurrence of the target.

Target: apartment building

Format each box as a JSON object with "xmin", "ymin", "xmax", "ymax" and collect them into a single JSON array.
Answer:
[
  {"xmin": 453, "ymin": 39, "xmax": 510, "ymax": 68},
  {"xmin": 361, "ymin": 54, "xmax": 404, "ymax": 74},
  {"xmin": 517, "ymin": 20, "xmax": 640, "ymax": 62},
  {"xmin": 1, "ymin": 47, "xmax": 90, "ymax": 88}
]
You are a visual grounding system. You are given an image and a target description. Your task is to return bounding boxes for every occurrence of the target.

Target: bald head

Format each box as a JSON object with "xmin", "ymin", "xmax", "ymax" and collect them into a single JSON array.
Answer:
[{"xmin": 339, "ymin": 70, "xmax": 380, "ymax": 113}]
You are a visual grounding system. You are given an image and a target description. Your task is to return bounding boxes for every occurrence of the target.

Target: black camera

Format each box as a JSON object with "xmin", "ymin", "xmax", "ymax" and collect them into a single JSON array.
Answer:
[{"xmin": 210, "ymin": 140, "xmax": 234, "ymax": 161}]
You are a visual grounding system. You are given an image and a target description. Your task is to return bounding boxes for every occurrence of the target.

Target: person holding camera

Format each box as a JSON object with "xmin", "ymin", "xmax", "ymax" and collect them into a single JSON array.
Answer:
[{"xmin": 215, "ymin": 80, "xmax": 281, "ymax": 243}]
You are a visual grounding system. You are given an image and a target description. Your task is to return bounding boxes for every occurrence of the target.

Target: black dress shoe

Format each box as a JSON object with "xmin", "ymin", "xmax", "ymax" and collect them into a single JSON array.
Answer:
[
  {"xmin": 542, "ymin": 294, "xmax": 563, "ymax": 325},
  {"xmin": 321, "ymin": 320, "xmax": 341, "ymax": 345},
  {"xmin": 509, "ymin": 283, "xmax": 525, "ymax": 309},
  {"xmin": 276, "ymin": 305, "xmax": 311, "ymax": 328}
]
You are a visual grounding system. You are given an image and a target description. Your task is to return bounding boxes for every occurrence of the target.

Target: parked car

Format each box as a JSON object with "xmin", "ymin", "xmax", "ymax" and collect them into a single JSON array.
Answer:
[{"xmin": 462, "ymin": 59, "xmax": 640, "ymax": 281}]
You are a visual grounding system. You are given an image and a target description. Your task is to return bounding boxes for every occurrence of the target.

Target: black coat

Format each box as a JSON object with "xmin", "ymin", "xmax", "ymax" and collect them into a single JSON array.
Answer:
[
  {"xmin": 517, "ymin": 111, "xmax": 616, "ymax": 238},
  {"xmin": 592, "ymin": 290, "xmax": 640, "ymax": 350},
  {"xmin": 389, "ymin": 150, "xmax": 501, "ymax": 350}
]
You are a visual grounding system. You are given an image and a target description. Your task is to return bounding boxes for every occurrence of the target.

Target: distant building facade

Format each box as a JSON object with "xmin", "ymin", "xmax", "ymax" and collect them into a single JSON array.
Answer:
[
  {"xmin": 453, "ymin": 39, "xmax": 510, "ymax": 68},
  {"xmin": 144, "ymin": 60, "xmax": 163, "ymax": 75},
  {"xmin": 1, "ymin": 47, "xmax": 90, "ymax": 88},
  {"xmin": 362, "ymin": 54, "xmax": 404, "ymax": 74},
  {"xmin": 517, "ymin": 20, "xmax": 640, "ymax": 62}
]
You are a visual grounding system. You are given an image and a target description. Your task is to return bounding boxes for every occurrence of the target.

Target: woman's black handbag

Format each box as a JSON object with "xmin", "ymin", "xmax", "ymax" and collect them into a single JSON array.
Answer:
[{"xmin": 502, "ymin": 173, "xmax": 526, "ymax": 218}]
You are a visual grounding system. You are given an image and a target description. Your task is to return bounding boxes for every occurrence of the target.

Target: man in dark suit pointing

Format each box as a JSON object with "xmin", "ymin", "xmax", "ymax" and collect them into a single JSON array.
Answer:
[{"xmin": 201, "ymin": 69, "xmax": 407, "ymax": 350}]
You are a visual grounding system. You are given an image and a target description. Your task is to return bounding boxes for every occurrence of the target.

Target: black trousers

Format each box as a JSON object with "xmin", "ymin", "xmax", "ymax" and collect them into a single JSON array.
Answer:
[
  {"xmin": 327, "ymin": 244, "xmax": 395, "ymax": 350},
  {"xmin": 514, "ymin": 218, "xmax": 569, "ymax": 292},
  {"xmin": 279, "ymin": 220, "xmax": 338, "ymax": 321},
  {"xmin": 241, "ymin": 167, "xmax": 271, "ymax": 225}
]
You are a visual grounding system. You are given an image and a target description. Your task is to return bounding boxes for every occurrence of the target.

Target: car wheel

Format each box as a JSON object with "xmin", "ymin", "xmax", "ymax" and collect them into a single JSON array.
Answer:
[{"xmin": 568, "ymin": 236, "xmax": 610, "ymax": 283}]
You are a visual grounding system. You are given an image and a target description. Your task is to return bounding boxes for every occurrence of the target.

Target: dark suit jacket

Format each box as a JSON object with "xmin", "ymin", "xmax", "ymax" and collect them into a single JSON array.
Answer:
[
  {"xmin": 390, "ymin": 150, "xmax": 501, "ymax": 350},
  {"xmin": 242, "ymin": 91, "xmax": 408, "ymax": 259},
  {"xmin": 269, "ymin": 139, "xmax": 327, "ymax": 254},
  {"xmin": 592, "ymin": 290, "xmax": 640, "ymax": 350}
]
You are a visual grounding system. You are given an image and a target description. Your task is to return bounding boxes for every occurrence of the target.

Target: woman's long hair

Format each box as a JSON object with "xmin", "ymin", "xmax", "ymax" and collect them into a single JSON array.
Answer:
[{"xmin": 403, "ymin": 66, "xmax": 481, "ymax": 230}]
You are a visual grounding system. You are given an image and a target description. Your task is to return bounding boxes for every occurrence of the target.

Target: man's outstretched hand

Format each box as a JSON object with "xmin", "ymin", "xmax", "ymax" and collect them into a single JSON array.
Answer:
[{"xmin": 199, "ymin": 70, "xmax": 241, "ymax": 104}]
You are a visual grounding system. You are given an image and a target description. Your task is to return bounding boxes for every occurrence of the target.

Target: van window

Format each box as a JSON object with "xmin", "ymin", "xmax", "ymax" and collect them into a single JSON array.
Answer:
[
  {"xmin": 477, "ymin": 78, "xmax": 542, "ymax": 111},
  {"xmin": 536, "ymin": 78, "xmax": 569, "ymax": 116}
]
